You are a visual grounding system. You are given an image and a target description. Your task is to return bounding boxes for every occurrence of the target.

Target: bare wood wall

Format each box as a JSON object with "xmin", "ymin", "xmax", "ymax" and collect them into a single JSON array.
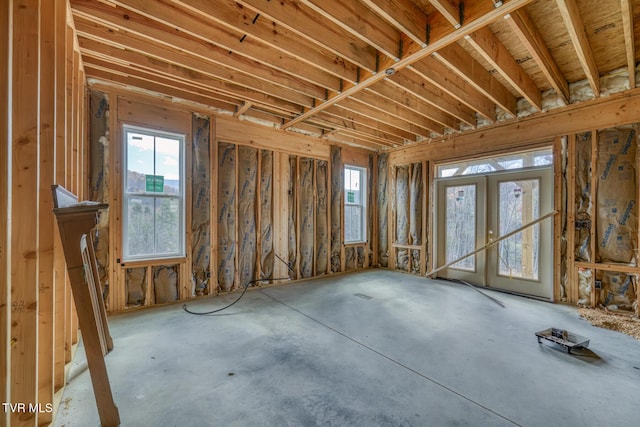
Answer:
[{"xmin": 2, "ymin": 1, "xmax": 88, "ymax": 425}]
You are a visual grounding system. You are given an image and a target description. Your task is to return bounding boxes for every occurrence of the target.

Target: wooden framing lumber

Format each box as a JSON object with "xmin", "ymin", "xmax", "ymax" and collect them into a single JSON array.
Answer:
[
  {"xmin": 38, "ymin": 0, "xmax": 57, "ymax": 421},
  {"xmin": 506, "ymin": 10, "xmax": 570, "ymax": 104},
  {"xmin": 465, "ymin": 26, "xmax": 542, "ymax": 110},
  {"xmin": 0, "ymin": 2, "xmax": 9, "ymax": 424},
  {"xmin": 10, "ymin": 2, "xmax": 41, "ymax": 425},
  {"xmin": 566, "ymin": 133, "xmax": 577, "ymax": 304},
  {"xmin": 620, "ymin": 0, "xmax": 636, "ymax": 89},
  {"xmin": 556, "ymin": 0, "xmax": 600, "ymax": 96},
  {"xmin": 553, "ymin": 136, "xmax": 563, "ymax": 302},
  {"xmin": 430, "ymin": 0, "xmax": 461, "ymax": 28},
  {"xmin": 589, "ymin": 130, "xmax": 598, "ymax": 307}
]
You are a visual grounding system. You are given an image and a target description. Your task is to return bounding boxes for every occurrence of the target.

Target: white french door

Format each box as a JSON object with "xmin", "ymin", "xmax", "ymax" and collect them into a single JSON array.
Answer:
[{"xmin": 435, "ymin": 168, "xmax": 553, "ymax": 299}]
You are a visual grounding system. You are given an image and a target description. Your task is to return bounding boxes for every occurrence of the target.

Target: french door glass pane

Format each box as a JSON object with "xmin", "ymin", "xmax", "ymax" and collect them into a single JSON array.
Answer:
[
  {"xmin": 498, "ymin": 179, "xmax": 540, "ymax": 280},
  {"xmin": 445, "ymin": 184, "xmax": 476, "ymax": 271}
]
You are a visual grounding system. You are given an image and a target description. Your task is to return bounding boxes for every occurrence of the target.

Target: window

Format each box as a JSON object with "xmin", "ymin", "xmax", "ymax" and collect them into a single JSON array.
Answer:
[
  {"xmin": 437, "ymin": 148, "xmax": 552, "ymax": 178},
  {"xmin": 123, "ymin": 125, "xmax": 184, "ymax": 261},
  {"xmin": 344, "ymin": 165, "xmax": 367, "ymax": 243}
]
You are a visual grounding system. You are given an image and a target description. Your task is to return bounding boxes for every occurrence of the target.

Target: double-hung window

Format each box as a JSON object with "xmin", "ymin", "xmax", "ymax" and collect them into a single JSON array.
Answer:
[
  {"xmin": 123, "ymin": 125, "xmax": 185, "ymax": 261},
  {"xmin": 344, "ymin": 165, "xmax": 367, "ymax": 243}
]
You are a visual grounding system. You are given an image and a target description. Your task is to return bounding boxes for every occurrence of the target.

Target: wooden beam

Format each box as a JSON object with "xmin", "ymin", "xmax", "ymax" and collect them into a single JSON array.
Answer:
[
  {"xmin": 10, "ymin": 1, "xmax": 40, "ymax": 425},
  {"xmin": 38, "ymin": 0, "xmax": 57, "ymax": 422},
  {"xmin": 566, "ymin": 134, "xmax": 577, "ymax": 303},
  {"xmin": 0, "ymin": 2, "xmax": 10, "ymax": 424},
  {"xmin": 465, "ymin": 26, "xmax": 542, "ymax": 110},
  {"xmin": 70, "ymin": 5, "xmax": 327, "ymax": 99},
  {"xmin": 620, "ymin": 0, "xmax": 636, "ymax": 89},
  {"xmin": 76, "ymin": 0, "xmax": 341, "ymax": 91},
  {"xmin": 361, "ymin": 0, "xmax": 428, "ymax": 45},
  {"xmin": 506, "ymin": 10, "xmax": 570, "ymax": 104},
  {"xmin": 309, "ymin": 115, "xmax": 402, "ymax": 147},
  {"xmin": 553, "ymin": 136, "xmax": 563, "ymax": 302},
  {"xmin": 234, "ymin": 102, "xmax": 253, "ymax": 117},
  {"xmin": 170, "ymin": 0, "xmax": 360, "ymax": 82},
  {"xmin": 430, "ymin": 0, "xmax": 461, "ymax": 28},
  {"xmin": 410, "ymin": 58, "xmax": 495, "ymax": 121},
  {"xmin": 283, "ymin": 0, "xmax": 534, "ymax": 129},
  {"xmin": 299, "ymin": 0, "xmax": 400, "ymax": 60},
  {"xmin": 389, "ymin": 87, "xmax": 640, "ymax": 164},
  {"xmin": 322, "ymin": 107, "xmax": 417, "ymax": 141},
  {"xmin": 434, "ymin": 42, "xmax": 518, "ymax": 116},
  {"xmin": 235, "ymin": 0, "xmax": 378, "ymax": 72},
  {"xmin": 556, "ymin": 0, "xmax": 600, "ymax": 96},
  {"xmin": 386, "ymin": 71, "xmax": 476, "ymax": 125},
  {"xmin": 75, "ymin": 28, "xmax": 316, "ymax": 108},
  {"xmin": 53, "ymin": 0, "xmax": 67, "ymax": 390}
]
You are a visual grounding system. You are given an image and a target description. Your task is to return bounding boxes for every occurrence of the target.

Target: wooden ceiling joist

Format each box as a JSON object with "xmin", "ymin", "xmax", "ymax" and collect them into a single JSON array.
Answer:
[
  {"xmin": 323, "ymin": 106, "xmax": 419, "ymax": 141},
  {"xmin": 620, "ymin": 0, "xmax": 636, "ymax": 89},
  {"xmin": 369, "ymin": 80, "xmax": 460, "ymax": 129},
  {"xmin": 299, "ymin": 0, "xmax": 400, "ymax": 60},
  {"xmin": 429, "ymin": 0, "xmax": 462, "ymax": 28},
  {"xmin": 386, "ymin": 71, "xmax": 476, "ymax": 125},
  {"xmin": 409, "ymin": 58, "xmax": 496, "ymax": 121},
  {"xmin": 77, "ymin": 34, "xmax": 314, "ymax": 111},
  {"xmin": 433, "ymin": 42, "xmax": 518, "ymax": 116},
  {"xmin": 70, "ymin": 3, "xmax": 327, "ymax": 99},
  {"xmin": 171, "ymin": 0, "xmax": 361, "ymax": 82},
  {"xmin": 283, "ymin": 0, "xmax": 534, "ymax": 130},
  {"xmin": 361, "ymin": 0, "xmax": 429, "ymax": 46},
  {"xmin": 465, "ymin": 26, "xmax": 542, "ymax": 110},
  {"xmin": 505, "ymin": 10, "xmax": 570, "ymax": 104},
  {"xmin": 97, "ymin": 0, "xmax": 342, "ymax": 90},
  {"xmin": 556, "ymin": 0, "xmax": 600, "ymax": 96},
  {"xmin": 234, "ymin": 0, "xmax": 379, "ymax": 72}
]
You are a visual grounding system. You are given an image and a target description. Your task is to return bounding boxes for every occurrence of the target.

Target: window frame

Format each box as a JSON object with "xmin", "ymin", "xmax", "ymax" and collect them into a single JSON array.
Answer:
[
  {"xmin": 122, "ymin": 124, "xmax": 186, "ymax": 262},
  {"xmin": 343, "ymin": 164, "xmax": 367, "ymax": 244}
]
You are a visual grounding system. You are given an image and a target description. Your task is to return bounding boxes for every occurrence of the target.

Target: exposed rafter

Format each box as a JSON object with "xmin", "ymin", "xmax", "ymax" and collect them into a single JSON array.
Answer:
[
  {"xmin": 465, "ymin": 26, "xmax": 541, "ymax": 110},
  {"xmin": 620, "ymin": 0, "xmax": 636, "ymax": 89},
  {"xmin": 556, "ymin": 0, "xmax": 600, "ymax": 96},
  {"xmin": 429, "ymin": 0, "xmax": 461, "ymax": 28},
  {"xmin": 282, "ymin": 0, "xmax": 534, "ymax": 129},
  {"xmin": 505, "ymin": 10, "xmax": 570, "ymax": 104}
]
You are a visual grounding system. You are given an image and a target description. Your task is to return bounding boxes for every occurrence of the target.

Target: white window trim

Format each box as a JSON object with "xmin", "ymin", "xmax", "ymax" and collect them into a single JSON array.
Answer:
[
  {"xmin": 344, "ymin": 165, "xmax": 367, "ymax": 244},
  {"xmin": 122, "ymin": 124, "xmax": 186, "ymax": 262}
]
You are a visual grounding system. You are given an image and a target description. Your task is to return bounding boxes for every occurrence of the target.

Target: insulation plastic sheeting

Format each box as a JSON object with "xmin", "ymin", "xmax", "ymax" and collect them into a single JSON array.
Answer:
[
  {"xmin": 596, "ymin": 128, "xmax": 637, "ymax": 264},
  {"xmin": 316, "ymin": 160, "xmax": 328, "ymax": 274},
  {"xmin": 377, "ymin": 154, "xmax": 389, "ymax": 267},
  {"xmin": 89, "ymin": 90, "xmax": 110, "ymax": 302},
  {"xmin": 330, "ymin": 147, "xmax": 342, "ymax": 272},
  {"xmin": 238, "ymin": 146, "xmax": 258, "ymax": 288},
  {"xmin": 191, "ymin": 116, "xmax": 210, "ymax": 295},
  {"xmin": 288, "ymin": 156, "xmax": 297, "ymax": 278},
  {"xmin": 600, "ymin": 271, "xmax": 636, "ymax": 309},
  {"xmin": 299, "ymin": 158, "xmax": 315, "ymax": 278},
  {"xmin": 409, "ymin": 163, "xmax": 423, "ymax": 273},
  {"xmin": 218, "ymin": 143, "xmax": 236, "ymax": 291},
  {"xmin": 575, "ymin": 132, "xmax": 592, "ymax": 262},
  {"xmin": 153, "ymin": 265, "xmax": 178, "ymax": 304},
  {"xmin": 260, "ymin": 150, "xmax": 274, "ymax": 280},
  {"xmin": 395, "ymin": 166, "xmax": 410, "ymax": 271},
  {"xmin": 126, "ymin": 267, "xmax": 147, "ymax": 306}
]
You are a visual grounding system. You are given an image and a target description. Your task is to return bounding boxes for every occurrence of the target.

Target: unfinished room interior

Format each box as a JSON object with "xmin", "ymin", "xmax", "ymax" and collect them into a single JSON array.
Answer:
[{"xmin": 3, "ymin": 0, "xmax": 640, "ymax": 425}]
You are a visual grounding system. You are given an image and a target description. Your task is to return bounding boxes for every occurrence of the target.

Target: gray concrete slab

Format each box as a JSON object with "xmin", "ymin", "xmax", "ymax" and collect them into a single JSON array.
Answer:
[{"xmin": 53, "ymin": 270, "xmax": 640, "ymax": 427}]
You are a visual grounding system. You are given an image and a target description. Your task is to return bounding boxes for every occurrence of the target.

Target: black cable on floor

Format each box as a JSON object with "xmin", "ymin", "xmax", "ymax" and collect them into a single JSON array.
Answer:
[{"xmin": 182, "ymin": 277, "xmax": 291, "ymax": 315}]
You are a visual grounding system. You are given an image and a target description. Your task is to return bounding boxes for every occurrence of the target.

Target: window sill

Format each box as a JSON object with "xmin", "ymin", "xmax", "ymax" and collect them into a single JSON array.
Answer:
[
  {"xmin": 344, "ymin": 241, "xmax": 367, "ymax": 247},
  {"xmin": 119, "ymin": 256, "xmax": 187, "ymax": 268}
]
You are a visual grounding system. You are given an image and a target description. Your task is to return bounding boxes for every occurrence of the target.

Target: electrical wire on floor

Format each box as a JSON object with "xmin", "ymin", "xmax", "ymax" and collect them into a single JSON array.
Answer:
[{"xmin": 182, "ymin": 255, "xmax": 295, "ymax": 316}]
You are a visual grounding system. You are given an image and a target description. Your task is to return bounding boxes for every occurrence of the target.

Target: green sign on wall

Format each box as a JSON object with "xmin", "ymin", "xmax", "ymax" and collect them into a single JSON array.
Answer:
[
  {"xmin": 146, "ymin": 175, "xmax": 164, "ymax": 192},
  {"xmin": 347, "ymin": 191, "xmax": 355, "ymax": 203}
]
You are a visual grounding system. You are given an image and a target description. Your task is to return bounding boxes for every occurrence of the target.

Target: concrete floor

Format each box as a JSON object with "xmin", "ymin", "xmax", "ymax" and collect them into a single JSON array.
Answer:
[{"xmin": 53, "ymin": 270, "xmax": 640, "ymax": 427}]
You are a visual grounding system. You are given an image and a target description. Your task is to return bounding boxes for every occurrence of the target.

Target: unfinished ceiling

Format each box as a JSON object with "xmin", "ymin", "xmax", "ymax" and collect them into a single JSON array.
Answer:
[{"xmin": 70, "ymin": 0, "xmax": 640, "ymax": 151}]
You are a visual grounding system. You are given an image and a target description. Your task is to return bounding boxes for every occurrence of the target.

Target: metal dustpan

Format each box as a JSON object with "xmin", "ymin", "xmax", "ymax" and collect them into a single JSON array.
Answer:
[{"xmin": 535, "ymin": 328, "xmax": 590, "ymax": 354}]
